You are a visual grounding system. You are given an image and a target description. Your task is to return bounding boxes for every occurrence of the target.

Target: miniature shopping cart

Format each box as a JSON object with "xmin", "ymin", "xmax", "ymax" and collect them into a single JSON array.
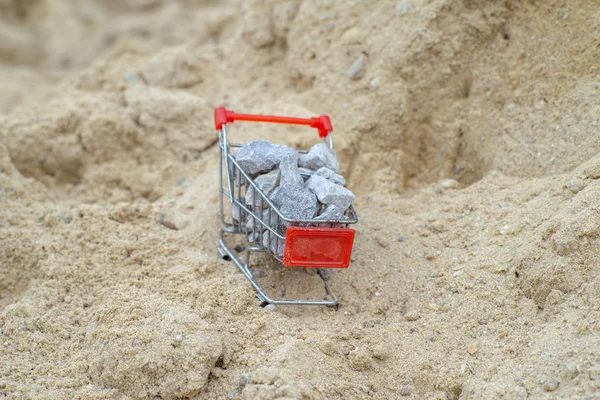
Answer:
[{"xmin": 215, "ymin": 107, "xmax": 358, "ymax": 306}]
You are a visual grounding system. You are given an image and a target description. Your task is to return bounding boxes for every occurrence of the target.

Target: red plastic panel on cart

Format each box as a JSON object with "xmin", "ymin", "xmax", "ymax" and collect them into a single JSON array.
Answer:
[{"xmin": 283, "ymin": 227, "xmax": 355, "ymax": 268}]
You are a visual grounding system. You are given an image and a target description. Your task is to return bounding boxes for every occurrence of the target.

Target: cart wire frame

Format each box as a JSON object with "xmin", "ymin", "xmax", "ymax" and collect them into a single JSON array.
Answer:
[{"xmin": 215, "ymin": 107, "xmax": 358, "ymax": 306}]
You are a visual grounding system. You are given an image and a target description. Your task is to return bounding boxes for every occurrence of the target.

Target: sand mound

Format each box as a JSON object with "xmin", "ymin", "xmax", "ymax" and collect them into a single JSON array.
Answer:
[
  {"xmin": 1, "ymin": 0, "xmax": 600, "ymax": 398},
  {"xmin": 89, "ymin": 291, "xmax": 223, "ymax": 399}
]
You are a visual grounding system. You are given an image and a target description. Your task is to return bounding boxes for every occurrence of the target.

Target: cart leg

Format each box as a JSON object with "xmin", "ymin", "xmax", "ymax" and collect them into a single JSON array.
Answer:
[
  {"xmin": 258, "ymin": 299, "xmax": 270, "ymax": 307},
  {"xmin": 318, "ymin": 268, "xmax": 339, "ymax": 308},
  {"xmin": 218, "ymin": 228, "xmax": 339, "ymax": 307},
  {"xmin": 317, "ymin": 268, "xmax": 329, "ymax": 281},
  {"xmin": 217, "ymin": 245, "xmax": 231, "ymax": 261}
]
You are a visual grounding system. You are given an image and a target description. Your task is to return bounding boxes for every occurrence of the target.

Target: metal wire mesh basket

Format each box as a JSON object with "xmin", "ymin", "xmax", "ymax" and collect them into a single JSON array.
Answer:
[{"xmin": 215, "ymin": 107, "xmax": 358, "ymax": 306}]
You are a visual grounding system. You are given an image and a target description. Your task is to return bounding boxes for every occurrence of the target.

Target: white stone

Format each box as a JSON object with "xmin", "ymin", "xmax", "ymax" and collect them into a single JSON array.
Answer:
[
  {"xmin": 278, "ymin": 153, "xmax": 303, "ymax": 187},
  {"xmin": 299, "ymin": 143, "xmax": 339, "ymax": 173},
  {"xmin": 316, "ymin": 204, "xmax": 347, "ymax": 220},
  {"xmin": 270, "ymin": 185, "xmax": 319, "ymax": 221},
  {"xmin": 245, "ymin": 169, "xmax": 280, "ymax": 206},
  {"xmin": 314, "ymin": 167, "xmax": 346, "ymax": 186},
  {"xmin": 306, "ymin": 175, "xmax": 355, "ymax": 209},
  {"xmin": 568, "ymin": 176, "xmax": 585, "ymax": 193},
  {"xmin": 234, "ymin": 140, "xmax": 296, "ymax": 175}
]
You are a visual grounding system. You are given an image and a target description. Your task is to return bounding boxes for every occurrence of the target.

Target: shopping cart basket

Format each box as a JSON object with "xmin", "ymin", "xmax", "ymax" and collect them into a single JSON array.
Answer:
[{"xmin": 215, "ymin": 107, "xmax": 358, "ymax": 306}]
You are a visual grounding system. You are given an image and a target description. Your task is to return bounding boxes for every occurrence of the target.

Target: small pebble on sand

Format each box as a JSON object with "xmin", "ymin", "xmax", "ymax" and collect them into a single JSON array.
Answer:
[
  {"xmin": 172, "ymin": 334, "xmax": 183, "ymax": 347},
  {"xmin": 568, "ymin": 177, "xmax": 585, "ymax": 193},
  {"xmin": 441, "ymin": 178, "xmax": 459, "ymax": 189},
  {"xmin": 404, "ymin": 311, "xmax": 420, "ymax": 321},
  {"xmin": 348, "ymin": 55, "xmax": 366, "ymax": 80},
  {"xmin": 467, "ymin": 341, "xmax": 479, "ymax": 355},
  {"xmin": 160, "ymin": 210, "xmax": 190, "ymax": 230},
  {"xmin": 542, "ymin": 377, "xmax": 559, "ymax": 392},
  {"xmin": 397, "ymin": 1, "xmax": 413, "ymax": 14},
  {"xmin": 377, "ymin": 237, "xmax": 389, "ymax": 248},
  {"xmin": 399, "ymin": 386, "xmax": 412, "ymax": 396}
]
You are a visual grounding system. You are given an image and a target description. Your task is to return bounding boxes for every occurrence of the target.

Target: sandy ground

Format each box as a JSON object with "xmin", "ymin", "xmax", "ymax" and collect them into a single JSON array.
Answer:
[{"xmin": 1, "ymin": 0, "xmax": 600, "ymax": 398}]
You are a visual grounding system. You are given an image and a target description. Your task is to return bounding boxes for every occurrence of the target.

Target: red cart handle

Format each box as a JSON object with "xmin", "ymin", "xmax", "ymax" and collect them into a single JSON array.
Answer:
[{"xmin": 214, "ymin": 107, "xmax": 333, "ymax": 138}]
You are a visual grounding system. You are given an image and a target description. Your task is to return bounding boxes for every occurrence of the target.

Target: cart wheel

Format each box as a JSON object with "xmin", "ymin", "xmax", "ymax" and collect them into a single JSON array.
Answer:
[
  {"xmin": 257, "ymin": 296, "xmax": 272, "ymax": 308},
  {"xmin": 217, "ymin": 246, "xmax": 231, "ymax": 261}
]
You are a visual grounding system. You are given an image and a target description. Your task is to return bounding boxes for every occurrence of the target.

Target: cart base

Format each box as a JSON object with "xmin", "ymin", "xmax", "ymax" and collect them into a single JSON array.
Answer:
[{"xmin": 218, "ymin": 228, "xmax": 339, "ymax": 307}]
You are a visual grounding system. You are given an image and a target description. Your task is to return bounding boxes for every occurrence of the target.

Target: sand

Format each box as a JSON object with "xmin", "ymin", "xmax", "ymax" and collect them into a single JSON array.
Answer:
[{"xmin": 1, "ymin": 0, "xmax": 600, "ymax": 398}]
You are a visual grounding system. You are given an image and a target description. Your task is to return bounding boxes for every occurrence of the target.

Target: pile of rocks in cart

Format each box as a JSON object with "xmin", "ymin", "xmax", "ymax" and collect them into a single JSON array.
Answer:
[{"xmin": 232, "ymin": 140, "xmax": 355, "ymax": 256}]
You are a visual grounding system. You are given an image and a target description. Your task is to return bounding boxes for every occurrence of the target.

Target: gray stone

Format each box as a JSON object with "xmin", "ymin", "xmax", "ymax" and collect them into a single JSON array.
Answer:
[
  {"xmin": 278, "ymin": 153, "xmax": 303, "ymax": 187},
  {"xmin": 245, "ymin": 209, "xmax": 276, "ymax": 234},
  {"xmin": 299, "ymin": 143, "xmax": 339, "ymax": 172},
  {"xmin": 246, "ymin": 215, "xmax": 261, "ymax": 242},
  {"xmin": 270, "ymin": 185, "xmax": 319, "ymax": 221},
  {"xmin": 262, "ymin": 207, "xmax": 282, "ymax": 230},
  {"xmin": 232, "ymin": 201, "xmax": 252, "ymax": 224},
  {"xmin": 246, "ymin": 214, "xmax": 256, "ymax": 231},
  {"xmin": 246, "ymin": 207, "xmax": 285, "ymax": 246},
  {"xmin": 232, "ymin": 202, "xmax": 241, "ymax": 222},
  {"xmin": 314, "ymin": 167, "xmax": 346, "ymax": 186},
  {"xmin": 348, "ymin": 55, "xmax": 366, "ymax": 80},
  {"xmin": 245, "ymin": 169, "xmax": 280, "ymax": 206},
  {"xmin": 262, "ymin": 230, "xmax": 285, "ymax": 257},
  {"xmin": 234, "ymin": 140, "xmax": 296, "ymax": 175},
  {"xmin": 316, "ymin": 204, "xmax": 347, "ymax": 220},
  {"xmin": 248, "ymin": 230, "xmax": 261, "ymax": 243},
  {"xmin": 306, "ymin": 175, "xmax": 355, "ymax": 209}
]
